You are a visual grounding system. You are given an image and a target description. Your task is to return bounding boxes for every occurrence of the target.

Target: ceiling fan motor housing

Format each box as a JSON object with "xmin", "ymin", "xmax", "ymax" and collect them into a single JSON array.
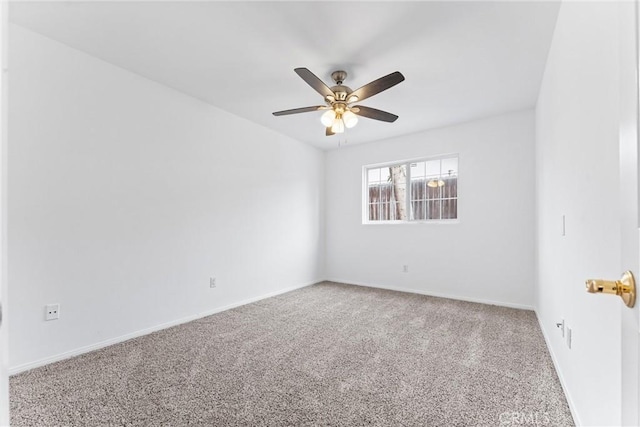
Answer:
[{"xmin": 329, "ymin": 87, "xmax": 352, "ymax": 102}]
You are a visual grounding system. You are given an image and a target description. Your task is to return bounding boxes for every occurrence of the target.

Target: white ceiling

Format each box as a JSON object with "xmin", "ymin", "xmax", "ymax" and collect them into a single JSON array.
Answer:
[{"xmin": 9, "ymin": 1, "xmax": 560, "ymax": 150}]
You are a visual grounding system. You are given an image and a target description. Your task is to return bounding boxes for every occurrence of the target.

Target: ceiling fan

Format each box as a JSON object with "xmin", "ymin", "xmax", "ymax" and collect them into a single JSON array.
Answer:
[{"xmin": 273, "ymin": 68, "xmax": 405, "ymax": 136}]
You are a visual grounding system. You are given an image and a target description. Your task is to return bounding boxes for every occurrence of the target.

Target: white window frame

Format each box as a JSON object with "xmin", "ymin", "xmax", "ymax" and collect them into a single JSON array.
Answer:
[{"xmin": 362, "ymin": 154, "xmax": 459, "ymax": 224}]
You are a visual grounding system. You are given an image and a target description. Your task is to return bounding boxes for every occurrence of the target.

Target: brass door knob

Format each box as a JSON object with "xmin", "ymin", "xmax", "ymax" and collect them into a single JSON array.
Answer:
[{"xmin": 585, "ymin": 270, "xmax": 636, "ymax": 308}]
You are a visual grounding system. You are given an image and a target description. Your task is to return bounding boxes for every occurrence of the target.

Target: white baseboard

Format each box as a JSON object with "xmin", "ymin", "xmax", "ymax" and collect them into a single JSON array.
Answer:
[
  {"xmin": 9, "ymin": 280, "xmax": 320, "ymax": 376},
  {"xmin": 535, "ymin": 310, "xmax": 581, "ymax": 426},
  {"xmin": 328, "ymin": 279, "xmax": 534, "ymax": 311}
]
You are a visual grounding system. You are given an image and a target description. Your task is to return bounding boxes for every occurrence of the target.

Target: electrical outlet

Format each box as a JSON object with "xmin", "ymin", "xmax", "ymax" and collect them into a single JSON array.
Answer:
[
  {"xmin": 566, "ymin": 327, "xmax": 572, "ymax": 349},
  {"xmin": 45, "ymin": 304, "xmax": 60, "ymax": 321},
  {"xmin": 209, "ymin": 277, "xmax": 216, "ymax": 288},
  {"xmin": 402, "ymin": 265, "xmax": 409, "ymax": 273}
]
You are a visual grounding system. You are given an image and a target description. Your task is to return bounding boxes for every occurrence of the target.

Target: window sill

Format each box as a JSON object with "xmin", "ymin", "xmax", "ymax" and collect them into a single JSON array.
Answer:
[{"xmin": 362, "ymin": 219, "xmax": 460, "ymax": 225}]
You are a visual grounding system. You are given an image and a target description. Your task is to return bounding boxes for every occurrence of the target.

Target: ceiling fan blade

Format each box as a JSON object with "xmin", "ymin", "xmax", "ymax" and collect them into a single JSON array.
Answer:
[
  {"xmin": 348, "ymin": 71, "xmax": 405, "ymax": 103},
  {"xmin": 272, "ymin": 105, "xmax": 326, "ymax": 116},
  {"xmin": 352, "ymin": 105, "xmax": 399, "ymax": 122},
  {"xmin": 326, "ymin": 126, "xmax": 335, "ymax": 136},
  {"xmin": 294, "ymin": 68, "xmax": 335, "ymax": 99}
]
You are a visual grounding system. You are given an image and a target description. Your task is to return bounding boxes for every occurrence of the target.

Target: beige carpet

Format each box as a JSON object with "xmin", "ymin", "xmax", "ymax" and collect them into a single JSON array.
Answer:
[{"xmin": 10, "ymin": 282, "xmax": 574, "ymax": 426}]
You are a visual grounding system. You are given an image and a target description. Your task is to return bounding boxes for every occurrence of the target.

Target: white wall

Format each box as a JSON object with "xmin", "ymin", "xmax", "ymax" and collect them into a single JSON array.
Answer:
[
  {"xmin": 325, "ymin": 109, "xmax": 536, "ymax": 309},
  {"xmin": 535, "ymin": 2, "xmax": 622, "ymax": 425},
  {"xmin": 7, "ymin": 25, "xmax": 325, "ymax": 371},
  {"xmin": 0, "ymin": 3, "xmax": 9, "ymax": 425}
]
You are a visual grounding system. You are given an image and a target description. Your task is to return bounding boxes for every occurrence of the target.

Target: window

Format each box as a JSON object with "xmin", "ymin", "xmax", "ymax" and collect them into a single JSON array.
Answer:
[{"xmin": 364, "ymin": 155, "xmax": 458, "ymax": 222}]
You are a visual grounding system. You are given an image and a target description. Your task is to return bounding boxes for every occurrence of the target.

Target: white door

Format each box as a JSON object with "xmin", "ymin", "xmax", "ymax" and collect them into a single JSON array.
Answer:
[
  {"xmin": 0, "ymin": 0, "xmax": 7, "ymax": 425},
  {"xmin": 618, "ymin": 1, "xmax": 640, "ymax": 425}
]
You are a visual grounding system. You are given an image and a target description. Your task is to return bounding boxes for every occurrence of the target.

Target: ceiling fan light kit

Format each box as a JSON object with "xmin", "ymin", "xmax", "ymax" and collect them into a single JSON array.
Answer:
[{"xmin": 273, "ymin": 67, "xmax": 405, "ymax": 137}]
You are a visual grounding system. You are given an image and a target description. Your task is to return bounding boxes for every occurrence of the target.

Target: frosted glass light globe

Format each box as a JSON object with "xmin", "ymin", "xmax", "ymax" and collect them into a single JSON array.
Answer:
[
  {"xmin": 321, "ymin": 110, "xmax": 336, "ymax": 127},
  {"xmin": 331, "ymin": 118, "xmax": 345, "ymax": 134},
  {"xmin": 342, "ymin": 110, "xmax": 358, "ymax": 128}
]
